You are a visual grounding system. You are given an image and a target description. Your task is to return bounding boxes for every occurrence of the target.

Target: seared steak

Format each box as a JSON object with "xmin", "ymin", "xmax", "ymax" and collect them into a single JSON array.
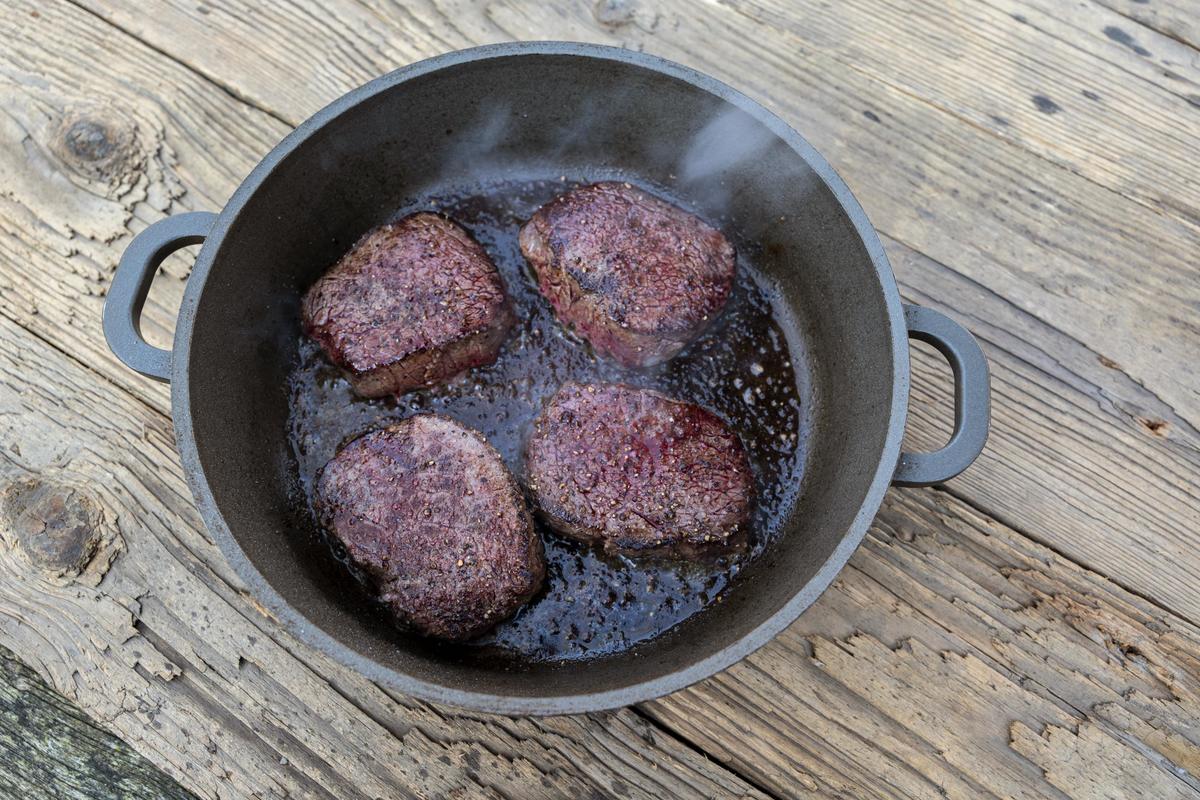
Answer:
[
  {"xmin": 519, "ymin": 182, "xmax": 735, "ymax": 367},
  {"xmin": 525, "ymin": 383, "xmax": 753, "ymax": 555},
  {"xmin": 315, "ymin": 414, "xmax": 544, "ymax": 640},
  {"xmin": 303, "ymin": 213, "xmax": 513, "ymax": 398}
]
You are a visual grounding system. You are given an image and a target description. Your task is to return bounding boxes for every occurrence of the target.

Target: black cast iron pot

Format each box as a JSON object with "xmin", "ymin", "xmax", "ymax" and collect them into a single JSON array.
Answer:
[{"xmin": 103, "ymin": 42, "xmax": 989, "ymax": 715}]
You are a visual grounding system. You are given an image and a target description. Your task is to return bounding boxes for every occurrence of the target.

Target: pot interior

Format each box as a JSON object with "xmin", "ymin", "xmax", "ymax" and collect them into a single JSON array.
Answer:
[{"xmin": 184, "ymin": 48, "xmax": 900, "ymax": 711}]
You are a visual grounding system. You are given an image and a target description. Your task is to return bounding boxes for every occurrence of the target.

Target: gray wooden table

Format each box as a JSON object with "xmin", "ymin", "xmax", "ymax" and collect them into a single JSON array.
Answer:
[{"xmin": 1, "ymin": 1, "xmax": 1198, "ymax": 797}]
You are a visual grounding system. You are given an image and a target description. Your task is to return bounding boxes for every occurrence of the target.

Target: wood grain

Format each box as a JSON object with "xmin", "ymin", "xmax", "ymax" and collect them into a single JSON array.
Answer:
[
  {"xmin": 3, "ymin": 200, "xmax": 1196, "ymax": 797},
  {"xmin": 0, "ymin": 0, "xmax": 1197, "ymax": 797},
  {"xmin": 1094, "ymin": 0, "xmax": 1200, "ymax": 51},
  {"xmin": 3, "ymin": 218, "xmax": 1197, "ymax": 798},
  {"xmin": 644, "ymin": 486, "xmax": 1200, "ymax": 798},
  {"xmin": 0, "ymin": 0, "xmax": 284, "ymax": 416},
  {"xmin": 725, "ymin": 0, "xmax": 1200, "ymax": 226},
  {"xmin": 891, "ymin": 235, "xmax": 1200, "ymax": 624},
  {"xmin": 16, "ymin": 0, "xmax": 1197, "ymax": 621},
  {"xmin": 71, "ymin": 0, "xmax": 1200, "ymax": 223},
  {"xmin": 1009, "ymin": 0, "xmax": 1200, "ymax": 96}
]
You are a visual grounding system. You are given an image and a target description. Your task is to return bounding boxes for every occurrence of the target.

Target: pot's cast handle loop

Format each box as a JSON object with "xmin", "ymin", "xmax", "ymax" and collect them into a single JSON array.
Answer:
[
  {"xmin": 892, "ymin": 305, "xmax": 990, "ymax": 487},
  {"xmin": 102, "ymin": 212, "xmax": 216, "ymax": 383}
]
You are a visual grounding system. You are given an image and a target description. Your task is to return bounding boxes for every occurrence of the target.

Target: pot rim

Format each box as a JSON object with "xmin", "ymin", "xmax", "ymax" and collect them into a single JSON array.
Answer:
[{"xmin": 171, "ymin": 41, "xmax": 910, "ymax": 715}]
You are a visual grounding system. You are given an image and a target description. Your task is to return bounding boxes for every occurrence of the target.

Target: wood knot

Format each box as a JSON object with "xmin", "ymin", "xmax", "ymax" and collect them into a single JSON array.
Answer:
[
  {"xmin": 1, "ymin": 477, "xmax": 110, "ymax": 582},
  {"xmin": 64, "ymin": 119, "xmax": 116, "ymax": 162},
  {"xmin": 593, "ymin": 0, "xmax": 637, "ymax": 27},
  {"xmin": 52, "ymin": 111, "xmax": 135, "ymax": 180},
  {"xmin": 1139, "ymin": 417, "xmax": 1169, "ymax": 437}
]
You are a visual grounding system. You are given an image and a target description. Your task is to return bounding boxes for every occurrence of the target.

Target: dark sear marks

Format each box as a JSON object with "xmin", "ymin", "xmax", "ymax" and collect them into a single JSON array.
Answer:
[
  {"xmin": 314, "ymin": 414, "xmax": 544, "ymax": 641},
  {"xmin": 520, "ymin": 182, "xmax": 735, "ymax": 367},
  {"xmin": 526, "ymin": 383, "xmax": 753, "ymax": 555},
  {"xmin": 302, "ymin": 213, "xmax": 514, "ymax": 398}
]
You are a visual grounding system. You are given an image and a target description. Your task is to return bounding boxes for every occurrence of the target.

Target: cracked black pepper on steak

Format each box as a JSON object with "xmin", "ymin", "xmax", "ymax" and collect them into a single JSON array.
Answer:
[
  {"xmin": 519, "ymin": 182, "xmax": 735, "ymax": 367},
  {"xmin": 524, "ymin": 382, "xmax": 754, "ymax": 556},
  {"xmin": 315, "ymin": 414, "xmax": 545, "ymax": 640}
]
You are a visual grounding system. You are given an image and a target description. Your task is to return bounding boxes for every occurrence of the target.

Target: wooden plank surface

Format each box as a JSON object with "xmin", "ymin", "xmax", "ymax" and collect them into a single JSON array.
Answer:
[
  {"xmin": 643, "ymin": 486, "xmax": 1200, "ymax": 798},
  {"xmin": 3, "ymin": 260, "xmax": 1197, "ymax": 798},
  {"xmin": 0, "ymin": 0, "xmax": 1197, "ymax": 797},
  {"xmin": 1095, "ymin": 0, "xmax": 1200, "ymax": 51},
  {"xmin": 1, "ymin": 261, "xmax": 1195, "ymax": 799},
  {"xmin": 41, "ymin": 0, "xmax": 1200, "ymax": 624},
  {"xmin": 0, "ymin": 644, "xmax": 198, "ymax": 800}
]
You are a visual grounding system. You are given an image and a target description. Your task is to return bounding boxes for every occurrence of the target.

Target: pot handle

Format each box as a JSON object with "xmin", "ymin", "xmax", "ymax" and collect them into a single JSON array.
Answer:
[
  {"xmin": 892, "ymin": 305, "xmax": 990, "ymax": 487},
  {"xmin": 102, "ymin": 212, "xmax": 216, "ymax": 383}
]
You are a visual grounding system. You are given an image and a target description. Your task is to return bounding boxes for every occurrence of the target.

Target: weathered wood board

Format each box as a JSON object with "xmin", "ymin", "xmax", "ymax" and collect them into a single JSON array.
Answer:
[
  {"xmin": 0, "ymin": 0, "xmax": 1197, "ymax": 797},
  {"xmin": 0, "ymin": 644, "xmax": 198, "ymax": 800},
  {"xmin": 10, "ymin": 0, "xmax": 1197, "ymax": 624}
]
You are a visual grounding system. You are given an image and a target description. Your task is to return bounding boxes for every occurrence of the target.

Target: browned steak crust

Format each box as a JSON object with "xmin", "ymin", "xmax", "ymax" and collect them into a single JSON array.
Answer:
[
  {"xmin": 315, "ymin": 415, "xmax": 544, "ymax": 640},
  {"xmin": 303, "ymin": 213, "xmax": 513, "ymax": 398},
  {"xmin": 519, "ymin": 182, "xmax": 735, "ymax": 367},
  {"xmin": 525, "ymin": 383, "xmax": 753, "ymax": 555}
]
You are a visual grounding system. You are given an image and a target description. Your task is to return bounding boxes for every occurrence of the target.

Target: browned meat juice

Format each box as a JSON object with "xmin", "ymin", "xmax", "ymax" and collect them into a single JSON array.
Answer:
[{"xmin": 286, "ymin": 175, "xmax": 813, "ymax": 665}]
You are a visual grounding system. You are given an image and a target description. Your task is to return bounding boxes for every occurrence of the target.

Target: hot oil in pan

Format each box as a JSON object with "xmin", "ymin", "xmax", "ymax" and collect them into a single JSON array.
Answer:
[{"xmin": 286, "ymin": 176, "xmax": 813, "ymax": 664}]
